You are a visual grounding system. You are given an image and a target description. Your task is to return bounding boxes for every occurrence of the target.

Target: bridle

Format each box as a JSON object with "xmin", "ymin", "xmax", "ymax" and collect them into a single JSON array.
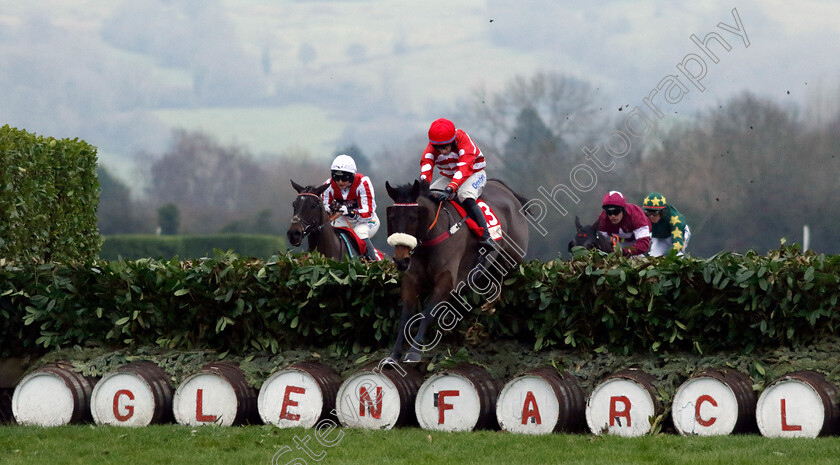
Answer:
[
  {"xmin": 389, "ymin": 199, "xmax": 464, "ymax": 251},
  {"xmin": 290, "ymin": 192, "xmax": 326, "ymax": 238}
]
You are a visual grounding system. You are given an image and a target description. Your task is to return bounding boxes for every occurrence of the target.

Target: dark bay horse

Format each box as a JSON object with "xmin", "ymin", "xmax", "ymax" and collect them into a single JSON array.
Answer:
[
  {"xmin": 384, "ymin": 179, "xmax": 530, "ymax": 362},
  {"xmin": 568, "ymin": 216, "xmax": 613, "ymax": 253},
  {"xmin": 286, "ymin": 180, "xmax": 350, "ymax": 260}
]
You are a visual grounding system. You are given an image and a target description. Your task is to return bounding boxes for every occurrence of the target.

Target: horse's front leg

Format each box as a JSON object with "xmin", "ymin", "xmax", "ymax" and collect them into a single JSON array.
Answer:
[
  {"xmin": 390, "ymin": 275, "xmax": 420, "ymax": 360},
  {"xmin": 403, "ymin": 270, "xmax": 454, "ymax": 363}
]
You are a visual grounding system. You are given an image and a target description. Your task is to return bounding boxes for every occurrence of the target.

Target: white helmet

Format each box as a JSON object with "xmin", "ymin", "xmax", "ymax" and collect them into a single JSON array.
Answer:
[{"xmin": 330, "ymin": 154, "xmax": 357, "ymax": 174}]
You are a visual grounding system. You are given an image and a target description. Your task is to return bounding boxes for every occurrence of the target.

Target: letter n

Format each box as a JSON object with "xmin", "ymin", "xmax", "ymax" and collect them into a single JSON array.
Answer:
[{"xmin": 359, "ymin": 386, "xmax": 382, "ymax": 419}]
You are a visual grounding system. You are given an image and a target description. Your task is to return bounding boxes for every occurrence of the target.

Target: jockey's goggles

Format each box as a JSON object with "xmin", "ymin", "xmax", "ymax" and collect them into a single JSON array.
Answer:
[
  {"xmin": 432, "ymin": 143, "xmax": 452, "ymax": 150},
  {"xmin": 603, "ymin": 206, "xmax": 624, "ymax": 216},
  {"xmin": 331, "ymin": 170, "xmax": 353, "ymax": 182},
  {"xmin": 644, "ymin": 209, "xmax": 663, "ymax": 216}
]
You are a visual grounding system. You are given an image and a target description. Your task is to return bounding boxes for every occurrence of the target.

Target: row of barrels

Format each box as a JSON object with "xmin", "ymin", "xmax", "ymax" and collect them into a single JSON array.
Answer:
[{"xmin": 10, "ymin": 360, "xmax": 840, "ymax": 438}]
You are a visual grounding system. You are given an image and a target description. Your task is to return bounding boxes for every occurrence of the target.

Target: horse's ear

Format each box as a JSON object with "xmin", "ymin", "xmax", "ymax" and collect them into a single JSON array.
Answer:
[
  {"xmin": 313, "ymin": 182, "xmax": 330, "ymax": 196},
  {"xmin": 291, "ymin": 179, "xmax": 304, "ymax": 193},
  {"xmin": 385, "ymin": 181, "xmax": 397, "ymax": 201},
  {"xmin": 591, "ymin": 218, "xmax": 600, "ymax": 232},
  {"xmin": 411, "ymin": 179, "xmax": 421, "ymax": 200},
  {"xmin": 575, "ymin": 216, "xmax": 582, "ymax": 230}
]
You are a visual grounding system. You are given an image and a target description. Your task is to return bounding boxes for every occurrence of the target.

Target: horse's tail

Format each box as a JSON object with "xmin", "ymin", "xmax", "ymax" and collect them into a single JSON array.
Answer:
[{"xmin": 488, "ymin": 178, "xmax": 536, "ymax": 216}]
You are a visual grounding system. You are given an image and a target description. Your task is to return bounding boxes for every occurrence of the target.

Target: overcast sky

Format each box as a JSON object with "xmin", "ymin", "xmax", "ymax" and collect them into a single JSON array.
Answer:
[{"xmin": 1, "ymin": 0, "xmax": 839, "ymax": 189}]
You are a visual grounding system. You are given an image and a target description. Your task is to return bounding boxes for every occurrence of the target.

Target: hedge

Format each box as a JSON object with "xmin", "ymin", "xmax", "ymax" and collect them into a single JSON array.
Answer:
[
  {"xmin": 100, "ymin": 234, "xmax": 287, "ymax": 260},
  {"xmin": 0, "ymin": 244, "xmax": 837, "ymax": 359},
  {"xmin": 0, "ymin": 125, "xmax": 99, "ymax": 263}
]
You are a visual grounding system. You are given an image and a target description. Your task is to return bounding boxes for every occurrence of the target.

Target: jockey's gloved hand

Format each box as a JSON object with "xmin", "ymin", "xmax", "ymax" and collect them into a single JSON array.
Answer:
[
  {"xmin": 337, "ymin": 205, "xmax": 350, "ymax": 216},
  {"xmin": 444, "ymin": 186, "xmax": 455, "ymax": 200},
  {"xmin": 429, "ymin": 191, "xmax": 446, "ymax": 203},
  {"xmin": 347, "ymin": 208, "xmax": 357, "ymax": 218}
]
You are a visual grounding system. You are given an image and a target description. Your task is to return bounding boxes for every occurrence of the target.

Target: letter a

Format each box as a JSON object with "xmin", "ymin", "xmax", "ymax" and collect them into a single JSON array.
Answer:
[{"xmin": 521, "ymin": 391, "xmax": 542, "ymax": 425}]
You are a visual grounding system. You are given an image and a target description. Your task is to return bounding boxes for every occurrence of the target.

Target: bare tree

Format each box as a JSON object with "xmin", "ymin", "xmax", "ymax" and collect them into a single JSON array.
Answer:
[
  {"xmin": 149, "ymin": 130, "xmax": 269, "ymax": 232},
  {"xmin": 640, "ymin": 92, "xmax": 821, "ymax": 254},
  {"xmin": 463, "ymin": 71, "xmax": 606, "ymax": 152}
]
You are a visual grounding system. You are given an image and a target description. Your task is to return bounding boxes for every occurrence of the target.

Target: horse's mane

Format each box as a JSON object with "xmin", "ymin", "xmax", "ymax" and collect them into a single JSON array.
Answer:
[
  {"xmin": 389, "ymin": 179, "xmax": 430, "ymax": 203},
  {"xmin": 300, "ymin": 184, "xmax": 323, "ymax": 194},
  {"xmin": 391, "ymin": 178, "xmax": 532, "ymax": 215}
]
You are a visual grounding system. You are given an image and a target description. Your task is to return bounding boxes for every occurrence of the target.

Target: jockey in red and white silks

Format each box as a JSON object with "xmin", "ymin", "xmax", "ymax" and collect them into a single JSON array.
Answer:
[
  {"xmin": 420, "ymin": 118, "xmax": 486, "ymax": 200},
  {"xmin": 321, "ymin": 154, "xmax": 381, "ymax": 260},
  {"xmin": 420, "ymin": 118, "xmax": 492, "ymax": 246},
  {"xmin": 597, "ymin": 191, "xmax": 652, "ymax": 256}
]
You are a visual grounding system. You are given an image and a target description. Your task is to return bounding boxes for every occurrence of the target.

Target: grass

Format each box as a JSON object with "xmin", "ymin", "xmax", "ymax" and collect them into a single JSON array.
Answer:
[{"xmin": 2, "ymin": 425, "xmax": 840, "ymax": 465}]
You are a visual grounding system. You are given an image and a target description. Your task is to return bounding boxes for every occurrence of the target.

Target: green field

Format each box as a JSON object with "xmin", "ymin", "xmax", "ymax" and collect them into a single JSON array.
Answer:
[{"xmin": 2, "ymin": 425, "xmax": 840, "ymax": 465}]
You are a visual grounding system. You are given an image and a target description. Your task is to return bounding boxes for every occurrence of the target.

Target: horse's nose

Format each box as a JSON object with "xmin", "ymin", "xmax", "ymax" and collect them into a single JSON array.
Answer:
[
  {"xmin": 287, "ymin": 228, "xmax": 302, "ymax": 247},
  {"xmin": 394, "ymin": 257, "xmax": 411, "ymax": 271},
  {"xmin": 391, "ymin": 244, "xmax": 412, "ymax": 271}
]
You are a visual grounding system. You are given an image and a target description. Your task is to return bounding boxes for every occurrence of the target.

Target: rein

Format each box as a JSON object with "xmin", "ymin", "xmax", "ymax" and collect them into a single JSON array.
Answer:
[
  {"xmin": 423, "ymin": 201, "xmax": 464, "ymax": 247},
  {"xmin": 427, "ymin": 202, "xmax": 443, "ymax": 231},
  {"xmin": 391, "ymin": 200, "xmax": 463, "ymax": 249}
]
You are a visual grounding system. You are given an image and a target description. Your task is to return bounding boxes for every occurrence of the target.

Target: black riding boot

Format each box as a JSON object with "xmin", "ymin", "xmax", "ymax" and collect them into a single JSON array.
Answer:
[
  {"xmin": 462, "ymin": 198, "xmax": 493, "ymax": 247},
  {"xmin": 363, "ymin": 238, "xmax": 378, "ymax": 261}
]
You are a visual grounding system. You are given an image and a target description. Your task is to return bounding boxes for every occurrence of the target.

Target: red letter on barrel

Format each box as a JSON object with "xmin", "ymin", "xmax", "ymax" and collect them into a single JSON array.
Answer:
[
  {"xmin": 609, "ymin": 396, "xmax": 631, "ymax": 427},
  {"xmin": 279, "ymin": 385, "xmax": 306, "ymax": 421},
  {"xmin": 521, "ymin": 391, "xmax": 542, "ymax": 425},
  {"xmin": 437, "ymin": 390, "xmax": 459, "ymax": 424},
  {"xmin": 113, "ymin": 389, "xmax": 135, "ymax": 422},
  {"xmin": 780, "ymin": 399, "xmax": 802, "ymax": 431},
  {"xmin": 359, "ymin": 386, "xmax": 383, "ymax": 419},
  {"xmin": 195, "ymin": 388, "xmax": 217, "ymax": 422},
  {"xmin": 695, "ymin": 394, "xmax": 718, "ymax": 427}
]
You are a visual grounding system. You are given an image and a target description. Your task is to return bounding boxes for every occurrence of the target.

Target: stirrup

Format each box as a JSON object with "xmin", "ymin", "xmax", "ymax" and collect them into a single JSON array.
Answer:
[
  {"xmin": 403, "ymin": 351, "xmax": 421, "ymax": 363},
  {"xmin": 478, "ymin": 231, "xmax": 494, "ymax": 247},
  {"xmin": 362, "ymin": 239, "xmax": 377, "ymax": 261}
]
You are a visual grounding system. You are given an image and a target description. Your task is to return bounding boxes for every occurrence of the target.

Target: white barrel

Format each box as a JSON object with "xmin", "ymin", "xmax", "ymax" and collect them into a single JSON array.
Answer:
[
  {"xmin": 12, "ymin": 362, "xmax": 96, "ymax": 426},
  {"xmin": 496, "ymin": 367, "xmax": 585, "ymax": 435},
  {"xmin": 672, "ymin": 369, "xmax": 755, "ymax": 436},
  {"xmin": 258, "ymin": 362, "xmax": 342, "ymax": 428},
  {"xmin": 90, "ymin": 362, "xmax": 173, "ymax": 427},
  {"xmin": 415, "ymin": 365, "xmax": 499, "ymax": 432},
  {"xmin": 585, "ymin": 369, "xmax": 662, "ymax": 437},
  {"xmin": 756, "ymin": 370, "xmax": 840, "ymax": 438},
  {"xmin": 335, "ymin": 363, "xmax": 423, "ymax": 430},
  {"xmin": 173, "ymin": 363, "xmax": 258, "ymax": 426}
]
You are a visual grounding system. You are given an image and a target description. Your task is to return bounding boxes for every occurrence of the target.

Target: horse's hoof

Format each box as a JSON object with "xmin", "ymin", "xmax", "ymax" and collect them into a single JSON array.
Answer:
[{"xmin": 402, "ymin": 352, "xmax": 421, "ymax": 363}]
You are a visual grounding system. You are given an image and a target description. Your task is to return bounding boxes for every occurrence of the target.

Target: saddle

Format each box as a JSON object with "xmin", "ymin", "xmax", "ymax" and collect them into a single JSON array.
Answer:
[
  {"xmin": 450, "ymin": 199, "xmax": 503, "ymax": 242},
  {"xmin": 333, "ymin": 226, "xmax": 384, "ymax": 260}
]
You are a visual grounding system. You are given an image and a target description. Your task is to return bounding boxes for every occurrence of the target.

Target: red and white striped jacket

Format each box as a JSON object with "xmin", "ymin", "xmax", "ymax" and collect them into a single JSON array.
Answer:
[
  {"xmin": 419, "ymin": 129, "xmax": 486, "ymax": 189},
  {"xmin": 321, "ymin": 173, "xmax": 376, "ymax": 220}
]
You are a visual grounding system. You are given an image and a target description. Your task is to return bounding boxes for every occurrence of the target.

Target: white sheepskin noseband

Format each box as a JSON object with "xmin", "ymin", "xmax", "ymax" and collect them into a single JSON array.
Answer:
[{"xmin": 387, "ymin": 233, "xmax": 418, "ymax": 250}]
